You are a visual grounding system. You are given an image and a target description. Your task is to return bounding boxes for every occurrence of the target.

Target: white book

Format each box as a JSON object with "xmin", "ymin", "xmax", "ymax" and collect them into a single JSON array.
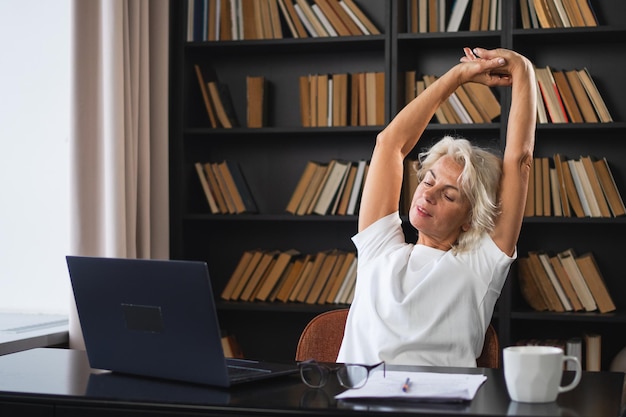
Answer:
[
  {"xmin": 527, "ymin": 0, "xmax": 539, "ymax": 28},
  {"xmin": 538, "ymin": 252, "xmax": 572, "ymax": 311},
  {"xmin": 334, "ymin": 256, "xmax": 357, "ymax": 304},
  {"xmin": 573, "ymin": 159, "xmax": 602, "ymax": 217},
  {"xmin": 446, "ymin": 0, "xmax": 470, "ymax": 31},
  {"xmin": 339, "ymin": 0, "xmax": 370, "ymax": 35},
  {"xmin": 347, "ymin": 159, "xmax": 367, "ymax": 215},
  {"xmin": 312, "ymin": 4, "xmax": 338, "ymax": 36},
  {"xmin": 448, "ymin": 93, "xmax": 473, "ymax": 123},
  {"xmin": 568, "ymin": 159, "xmax": 592, "ymax": 216},
  {"xmin": 294, "ymin": 3, "xmax": 319, "ymax": 37}
]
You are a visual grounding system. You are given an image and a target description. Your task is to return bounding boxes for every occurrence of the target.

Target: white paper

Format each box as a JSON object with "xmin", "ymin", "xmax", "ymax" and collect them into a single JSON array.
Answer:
[{"xmin": 335, "ymin": 370, "xmax": 487, "ymax": 402}]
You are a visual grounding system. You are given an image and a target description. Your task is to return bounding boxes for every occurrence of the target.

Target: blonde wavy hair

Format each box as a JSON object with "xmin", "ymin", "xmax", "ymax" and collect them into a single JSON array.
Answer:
[{"xmin": 413, "ymin": 136, "xmax": 502, "ymax": 253}]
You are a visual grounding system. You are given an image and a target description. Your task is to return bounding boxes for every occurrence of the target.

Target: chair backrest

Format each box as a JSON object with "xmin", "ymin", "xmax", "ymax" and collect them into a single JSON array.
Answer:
[{"xmin": 295, "ymin": 308, "xmax": 500, "ymax": 368}]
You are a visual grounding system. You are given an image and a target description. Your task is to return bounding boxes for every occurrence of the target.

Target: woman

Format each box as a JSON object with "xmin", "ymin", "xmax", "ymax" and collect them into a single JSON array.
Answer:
[{"xmin": 337, "ymin": 48, "xmax": 536, "ymax": 367}]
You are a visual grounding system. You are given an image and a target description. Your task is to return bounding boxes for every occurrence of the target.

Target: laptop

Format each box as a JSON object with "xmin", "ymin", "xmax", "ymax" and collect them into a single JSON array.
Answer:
[{"xmin": 66, "ymin": 255, "xmax": 299, "ymax": 387}]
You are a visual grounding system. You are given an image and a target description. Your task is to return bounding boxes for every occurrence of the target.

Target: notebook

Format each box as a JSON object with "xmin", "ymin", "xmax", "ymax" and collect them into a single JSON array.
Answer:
[{"xmin": 66, "ymin": 255, "xmax": 298, "ymax": 387}]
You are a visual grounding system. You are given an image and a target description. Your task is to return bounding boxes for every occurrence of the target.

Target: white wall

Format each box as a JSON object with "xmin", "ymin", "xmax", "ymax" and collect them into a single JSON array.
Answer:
[{"xmin": 0, "ymin": 0, "xmax": 71, "ymax": 314}]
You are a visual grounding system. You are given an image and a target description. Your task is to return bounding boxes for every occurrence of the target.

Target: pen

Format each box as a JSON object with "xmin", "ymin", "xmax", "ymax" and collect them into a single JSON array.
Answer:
[{"xmin": 402, "ymin": 377, "xmax": 411, "ymax": 393}]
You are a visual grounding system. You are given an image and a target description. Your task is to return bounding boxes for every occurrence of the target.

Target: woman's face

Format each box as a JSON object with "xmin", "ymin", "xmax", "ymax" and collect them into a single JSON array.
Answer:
[{"xmin": 409, "ymin": 155, "xmax": 472, "ymax": 250}]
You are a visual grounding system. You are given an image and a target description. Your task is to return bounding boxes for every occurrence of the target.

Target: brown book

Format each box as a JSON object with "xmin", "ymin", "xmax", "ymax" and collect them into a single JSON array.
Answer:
[
  {"xmin": 479, "ymin": 0, "xmax": 490, "ymax": 31},
  {"xmin": 564, "ymin": 69, "xmax": 598, "ymax": 123},
  {"xmin": 375, "ymin": 71, "xmax": 385, "ymax": 125},
  {"xmin": 230, "ymin": 250, "xmax": 265, "ymax": 300},
  {"xmin": 553, "ymin": 154, "xmax": 571, "ymax": 217},
  {"xmin": 323, "ymin": 251, "xmax": 356, "ymax": 303},
  {"xmin": 549, "ymin": 166, "xmax": 563, "ymax": 216},
  {"xmin": 297, "ymin": 162, "xmax": 329, "ymax": 215},
  {"xmin": 267, "ymin": 0, "xmax": 284, "ymax": 38},
  {"xmin": 309, "ymin": 73, "xmax": 318, "ymax": 126},
  {"xmin": 296, "ymin": 0, "xmax": 329, "ymax": 37},
  {"xmin": 339, "ymin": 0, "xmax": 380, "ymax": 35},
  {"xmin": 295, "ymin": 251, "xmax": 328, "ymax": 302},
  {"xmin": 527, "ymin": 251, "xmax": 565, "ymax": 312},
  {"xmin": 219, "ymin": 0, "xmax": 233, "ymax": 40},
  {"xmin": 306, "ymin": 250, "xmax": 340, "ymax": 303},
  {"xmin": 288, "ymin": 255, "xmax": 316, "ymax": 301},
  {"xmin": 317, "ymin": 251, "xmax": 347, "ymax": 303},
  {"xmin": 286, "ymin": 161, "xmax": 320, "ymax": 214},
  {"xmin": 217, "ymin": 161, "xmax": 247, "ymax": 214},
  {"xmin": 331, "ymin": 73, "xmax": 349, "ymax": 126},
  {"xmin": 313, "ymin": 0, "xmax": 351, "ymax": 36},
  {"xmin": 299, "ymin": 74, "xmax": 311, "ymax": 127},
  {"xmin": 517, "ymin": 257, "xmax": 548, "ymax": 311},
  {"xmin": 542, "ymin": 157, "xmax": 551, "ymax": 215},
  {"xmin": 255, "ymin": 249, "xmax": 300, "ymax": 301},
  {"xmin": 221, "ymin": 250, "xmax": 256, "ymax": 300},
  {"xmin": 532, "ymin": 0, "xmax": 556, "ymax": 28},
  {"xmin": 246, "ymin": 76, "xmax": 268, "ymax": 128},
  {"xmin": 557, "ymin": 248, "xmax": 597, "ymax": 311},
  {"xmin": 428, "ymin": 0, "xmax": 438, "ymax": 32},
  {"xmin": 559, "ymin": 157, "xmax": 586, "ymax": 217},
  {"xmin": 580, "ymin": 156, "xmax": 611, "ymax": 217},
  {"xmin": 524, "ymin": 158, "xmax": 535, "ymax": 217},
  {"xmin": 422, "ymin": 75, "xmax": 448, "ymax": 123},
  {"xmin": 211, "ymin": 162, "xmax": 237, "ymax": 214},
  {"xmin": 560, "ymin": 0, "xmax": 585, "ymax": 27},
  {"xmin": 249, "ymin": 256, "xmax": 277, "ymax": 300},
  {"xmin": 519, "ymin": 0, "xmax": 531, "ymax": 28},
  {"xmin": 336, "ymin": 164, "xmax": 358, "ymax": 215},
  {"xmin": 313, "ymin": 159, "xmax": 351, "ymax": 215},
  {"xmin": 277, "ymin": 0, "xmax": 309, "ymax": 38},
  {"xmin": 549, "ymin": 254, "xmax": 583, "ymax": 311},
  {"xmin": 593, "ymin": 157, "xmax": 626, "ymax": 217},
  {"xmin": 533, "ymin": 158, "xmax": 543, "ymax": 216},
  {"xmin": 195, "ymin": 162, "xmax": 220, "ymax": 214},
  {"xmin": 571, "ymin": 158, "xmax": 601, "ymax": 217},
  {"xmin": 316, "ymin": 73, "xmax": 329, "ymax": 126},
  {"xmin": 584, "ymin": 333, "xmax": 601, "ymax": 371},
  {"xmin": 535, "ymin": 66, "xmax": 568, "ymax": 123},
  {"xmin": 454, "ymin": 84, "xmax": 485, "ymax": 123},
  {"xmin": 462, "ymin": 82, "xmax": 501, "ymax": 121},
  {"xmin": 268, "ymin": 262, "xmax": 294, "ymax": 301},
  {"xmin": 207, "ymin": 81, "xmax": 234, "ymax": 128},
  {"xmin": 241, "ymin": 0, "xmax": 260, "ymax": 39},
  {"xmin": 574, "ymin": 0, "xmax": 598, "ymax": 27},
  {"xmin": 204, "ymin": 163, "xmax": 229, "ymax": 213},
  {"xmin": 577, "ymin": 68, "xmax": 613, "ymax": 123},
  {"xmin": 325, "ymin": 0, "xmax": 363, "ymax": 35},
  {"xmin": 239, "ymin": 250, "xmax": 279, "ymax": 301},
  {"xmin": 193, "ymin": 64, "xmax": 218, "ymax": 128},
  {"xmin": 275, "ymin": 254, "xmax": 309, "ymax": 302},
  {"xmin": 365, "ymin": 72, "xmax": 378, "ymax": 126},
  {"xmin": 575, "ymin": 253, "xmax": 616, "ymax": 313},
  {"xmin": 468, "ymin": 0, "xmax": 483, "ymax": 31},
  {"xmin": 538, "ymin": 252, "xmax": 573, "ymax": 311},
  {"xmin": 552, "ymin": 69, "xmax": 584, "ymax": 123}
]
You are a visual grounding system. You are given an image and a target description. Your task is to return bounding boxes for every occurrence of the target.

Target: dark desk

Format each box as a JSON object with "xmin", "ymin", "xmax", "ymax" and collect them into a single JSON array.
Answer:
[{"xmin": 0, "ymin": 348, "xmax": 623, "ymax": 417}]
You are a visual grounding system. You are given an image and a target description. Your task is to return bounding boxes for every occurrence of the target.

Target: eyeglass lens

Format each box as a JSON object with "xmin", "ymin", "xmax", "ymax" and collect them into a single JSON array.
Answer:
[{"xmin": 337, "ymin": 365, "xmax": 369, "ymax": 388}]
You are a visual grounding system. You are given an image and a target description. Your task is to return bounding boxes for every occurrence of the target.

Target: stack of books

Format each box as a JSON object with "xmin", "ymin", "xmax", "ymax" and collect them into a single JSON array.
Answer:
[
  {"xmin": 187, "ymin": 0, "xmax": 380, "ymax": 41},
  {"xmin": 220, "ymin": 249, "xmax": 357, "ymax": 304},
  {"xmin": 517, "ymin": 249, "xmax": 616, "ymax": 314},
  {"xmin": 535, "ymin": 66, "xmax": 612, "ymax": 124},
  {"xmin": 286, "ymin": 159, "xmax": 369, "ymax": 216},
  {"xmin": 525, "ymin": 155, "xmax": 625, "ymax": 218},
  {"xmin": 194, "ymin": 160, "xmax": 258, "ymax": 214},
  {"xmin": 405, "ymin": 72, "xmax": 501, "ymax": 123},
  {"xmin": 520, "ymin": 0, "xmax": 598, "ymax": 29},
  {"xmin": 299, "ymin": 72, "xmax": 384, "ymax": 127}
]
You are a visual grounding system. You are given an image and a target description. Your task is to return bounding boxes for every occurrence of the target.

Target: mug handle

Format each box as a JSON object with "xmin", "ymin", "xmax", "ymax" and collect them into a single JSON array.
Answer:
[{"xmin": 559, "ymin": 355, "xmax": 582, "ymax": 394}]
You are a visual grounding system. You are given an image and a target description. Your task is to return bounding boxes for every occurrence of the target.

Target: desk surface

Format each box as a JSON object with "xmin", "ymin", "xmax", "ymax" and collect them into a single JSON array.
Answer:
[
  {"xmin": 0, "ymin": 313, "xmax": 68, "ymax": 355},
  {"xmin": 0, "ymin": 348, "xmax": 623, "ymax": 417}
]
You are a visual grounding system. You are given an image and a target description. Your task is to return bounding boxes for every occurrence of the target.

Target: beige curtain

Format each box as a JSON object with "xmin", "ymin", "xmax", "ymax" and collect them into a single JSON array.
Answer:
[{"xmin": 69, "ymin": 0, "xmax": 170, "ymax": 349}]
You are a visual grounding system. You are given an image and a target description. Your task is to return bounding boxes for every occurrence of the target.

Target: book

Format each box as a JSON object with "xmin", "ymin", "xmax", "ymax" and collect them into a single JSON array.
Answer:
[
  {"xmin": 336, "ymin": 163, "xmax": 358, "ymax": 215},
  {"xmin": 549, "ymin": 254, "xmax": 583, "ymax": 311},
  {"xmin": 246, "ymin": 75, "xmax": 268, "ymax": 128},
  {"xmin": 296, "ymin": 162, "xmax": 329, "ymax": 215},
  {"xmin": 218, "ymin": 160, "xmax": 258, "ymax": 214},
  {"xmin": 295, "ymin": 251, "xmax": 329, "ymax": 302},
  {"xmin": 317, "ymin": 251, "xmax": 348, "ymax": 303},
  {"xmin": 221, "ymin": 250, "xmax": 256, "ymax": 300},
  {"xmin": 574, "ymin": 0, "xmax": 598, "ymax": 27},
  {"xmin": 462, "ymin": 82, "xmax": 501, "ymax": 122},
  {"xmin": 324, "ymin": 251, "xmax": 356, "ymax": 303},
  {"xmin": 312, "ymin": 159, "xmax": 351, "ymax": 215},
  {"xmin": 593, "ymin": 157, "xmax": 626, "ymax": 217},
  {"xmin": 557, "ymin": 248, "xmax": 597, "ymax": 311},
  {"xmin": 254, "ymin": 249, "xmax": 300, "ymax": 301},
  {"xmin": 288, "ymin": 255, "xmax": 315, "ymax": 301},
  {"xmin": 229, "ymin": 250, "xmax": 265, "ymax": 300},
  {"xmin": 552, "ymin": 69, "xmax": 583, "ymax": 123},
  {"xmin": 574, "ymin": 252, "xmax": 616, "ymax": 313},
  {"xmin": 535, "ymin": 66, "xmax": 568, "ymax": 123},
  {"xmin": 207, "ymin": 81, "xmax": 237, "ymax": 128},
  {"xmin": 335, "ymin": 256, "xmax": 357, "ymax": 304},
  {"xmin": 194, "ymin": 64, "xmax": 218, "ymax": 127},
  {"xmin": 313, "ymin": 0, "xmax": 351, "ymax": 36},
  {"xmin": 564, "ymin": 69, "xmax": 598, "ymax": 123},
  {"xmin": 312, "ymin": 3, "xmax": 338, "ymax": 36},
  {"xmin": 346, "ymin": 159, "xmax": 368, "ymax": 215},
  {"xmin": 537, "ymin": 252, "xmax": 572, "ymax": 311},
  {"xmin": 549, "ymin": 167, "xmax": 562, "ymax": 216},
  {"xmin": 204, "ymin": 163, "xmax": 229, "ymax": 213},
  {"xmin": 447, "ymin": 0, "xmax": 471, "ymax": 31},
  {"xmin": 553, "ymin": 154, "xmax": 571, "ymax": 217},
  {"xmin": 195, "ymin": 162, "xmax": 220, "ymax": 213},
  {"xmin": 275, "ymin": 254, "xmax": 310, "ymax": 302},
  {"xmin": 339, "ymin": 0, "xmax": 380, "ymax": 35},
  {"xmin": 527, "ymin": 251, "xmax": 565, "ymax": 311},
  {"xmin": 239, "ymin": 250, "xmax": 279, "ymax": 301},
  {"xmin": 585, "ymin": 333, "xmax": 601, "ymax": 371},
  {"xmin": 577, "ymin": 68, "xmax": 613, "ymax": 123},
  {"xmin": 295, "ymin": 0, "xmax": 329, "ymax": 37},
  {"xmin": 305, "ymin": 250, "xmax": 340, "ymax": 304},
  {"xmin": 559, "ymin": 156, "xmax": 585, "ymax": 217},
  {"xmin": 517, "ymin": 257, "xmax": 549, "ymax": 311},
  {"xmin": 286, "ymin": 161, "xmax": 320, "ymax": 214},
  {"xmin": 212, "ymin": 162, "xmax": 237, "ymax": 213},
  {"xmin": 325, "ymin": 0, "xmax": 363, "ymax": 35},
  {"xmin": 277, "ymin": 0, "xmax": 309, "ymax": 37},
  {"xmin": 580, "ymin": 155, "xmax": 611, "ymax": 217},
  {"xmin": 567, "ymin": 159, "xmax": 593, "ymax": 217}
]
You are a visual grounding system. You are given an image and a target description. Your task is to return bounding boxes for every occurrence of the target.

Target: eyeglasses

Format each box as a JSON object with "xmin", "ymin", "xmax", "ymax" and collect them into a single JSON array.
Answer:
[{"xmin": 298, "ymin": 359, "xmax": 385, "ymax": 389}]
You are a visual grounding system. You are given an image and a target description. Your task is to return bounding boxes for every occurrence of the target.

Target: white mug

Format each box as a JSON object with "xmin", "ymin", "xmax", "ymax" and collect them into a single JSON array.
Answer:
[{"xmin": 503, "ymin": 345, "xmax": 582, "ymax": 403}]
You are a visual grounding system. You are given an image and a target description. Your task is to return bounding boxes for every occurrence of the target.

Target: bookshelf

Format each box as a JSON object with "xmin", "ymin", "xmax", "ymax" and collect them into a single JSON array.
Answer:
[{"xmin": 169, "ymin": 0, "xmax": 626, "ymax": 367}]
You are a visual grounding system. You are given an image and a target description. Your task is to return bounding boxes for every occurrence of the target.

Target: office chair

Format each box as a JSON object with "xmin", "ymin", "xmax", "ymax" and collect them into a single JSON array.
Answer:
[{"xmin": 295, "ymin": 308, "xmax": 500, "ymax": 368}]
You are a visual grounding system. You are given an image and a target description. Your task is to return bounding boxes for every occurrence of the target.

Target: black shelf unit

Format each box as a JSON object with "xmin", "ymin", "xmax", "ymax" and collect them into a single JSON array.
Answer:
[{"xmin": 169, "ymin": 0, "xmax": 626, "ymax": 366}]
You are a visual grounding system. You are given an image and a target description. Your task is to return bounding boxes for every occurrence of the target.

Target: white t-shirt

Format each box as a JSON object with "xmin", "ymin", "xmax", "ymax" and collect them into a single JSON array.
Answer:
[{"xmin": 336, "ymin": 212, "xmax": 515, "ymax": 367}]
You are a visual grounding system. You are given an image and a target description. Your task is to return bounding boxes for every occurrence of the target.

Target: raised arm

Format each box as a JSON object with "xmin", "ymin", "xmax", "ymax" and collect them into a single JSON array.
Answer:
[
  {"xmin": 465, "ymin": 48, "xmax": 537, "ymax": 256},
  {"xmin": 358, "ymin": 48, "xmax": 511, "ymax": 232}
]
